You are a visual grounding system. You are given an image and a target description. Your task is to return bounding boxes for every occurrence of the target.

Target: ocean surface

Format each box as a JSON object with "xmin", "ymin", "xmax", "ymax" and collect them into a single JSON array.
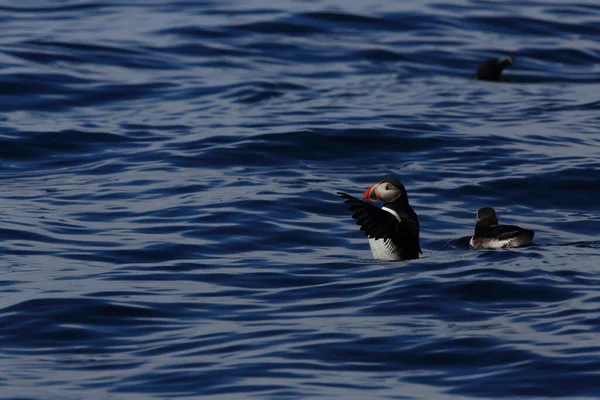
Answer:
[{"xmin": 1, "ymin": 0, "xmax": 599, "ymax": 398}]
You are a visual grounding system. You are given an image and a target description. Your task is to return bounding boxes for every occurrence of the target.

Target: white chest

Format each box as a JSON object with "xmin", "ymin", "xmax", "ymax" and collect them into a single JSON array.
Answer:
[
  {"xmin": 469, "ymin": 236, "xmax": 512, "ymax": 249},
  {"xmin": 368, "ymin": 206, "xmax": 402, "ymax": 261},
  {"xmin": 368, "ymin": 238, "xmax": 401, "ymax": 261}
]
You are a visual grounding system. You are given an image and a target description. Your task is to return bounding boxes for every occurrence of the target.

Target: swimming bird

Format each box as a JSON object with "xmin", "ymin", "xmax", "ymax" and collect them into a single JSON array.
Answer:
[
  {"xmin": 470, "ymin": 207, "xmax": 534, "ymax": 249},
  {"xmin": 475, "ymin": 56, "xmax": 514, "ymax": 81},
  {"xmin": 338, "ymin": 177, "xmax": 421, "ymax": 261}
]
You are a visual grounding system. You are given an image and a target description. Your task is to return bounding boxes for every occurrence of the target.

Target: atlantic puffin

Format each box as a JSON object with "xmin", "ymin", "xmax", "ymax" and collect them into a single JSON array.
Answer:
[
  {"xmin": 475, "ymin": 56, "xmax": 514, "ymax": 81},
  {"xmin": 470, "ymin": 207, "xmax": 534, "ymax": 249},
  {"xmin": 338, "ymin": 177, "xmax": 421, "ymax": 261}
]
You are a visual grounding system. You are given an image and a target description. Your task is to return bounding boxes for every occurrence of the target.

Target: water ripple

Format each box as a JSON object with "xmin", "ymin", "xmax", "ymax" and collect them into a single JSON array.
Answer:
[{"xmin": 0, "ymin": 0, "xmax": 599, "ymax": 398}]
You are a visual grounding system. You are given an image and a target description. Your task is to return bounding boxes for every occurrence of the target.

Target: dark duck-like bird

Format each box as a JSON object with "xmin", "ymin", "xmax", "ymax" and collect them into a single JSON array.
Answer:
[
  {"xmin": 470, "ymin": 207, "xmax": 534, "ymax": 249},
  {"xmin": 338, "ymin": 177, "xmax": 421, "ymax": 261},
  {"xmin": 475, "ymin": 56, "xmax": 514, "ymax": 81}
]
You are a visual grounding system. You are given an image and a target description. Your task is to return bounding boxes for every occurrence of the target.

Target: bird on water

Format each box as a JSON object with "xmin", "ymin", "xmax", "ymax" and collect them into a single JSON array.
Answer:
[
  {"xmin": 338, "ymin": 177, "xmax": 421, "ymax": 261},
  {"xmin": 475, "ymin": 56, "xmax": 514, "ymax": 81},
  {"xmin": 469, "ymin": 207, "xmax": 534, "ymax": 249}
]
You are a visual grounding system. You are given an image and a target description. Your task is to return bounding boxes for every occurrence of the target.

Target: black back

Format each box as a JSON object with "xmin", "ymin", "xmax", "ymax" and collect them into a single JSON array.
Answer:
[
  {"xmin": 473, "ymin": 206, "xmax": 533, "ymax": 241},
  {"xmin": 474, "ymin": 221, "xmax": 532, "ymax": 240}
]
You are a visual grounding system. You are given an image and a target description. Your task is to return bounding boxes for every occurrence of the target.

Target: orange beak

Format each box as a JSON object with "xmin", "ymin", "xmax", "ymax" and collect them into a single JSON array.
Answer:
[{"xmin": 362, "ymin": 184, "xmax": 378, "ymax": 202}]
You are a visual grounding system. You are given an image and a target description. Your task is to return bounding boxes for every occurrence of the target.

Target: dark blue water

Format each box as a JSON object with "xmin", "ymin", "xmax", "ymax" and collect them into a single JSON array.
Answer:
[{"xmin": 1, "ymin": 0, "xmax": 600, "ymax": 398}]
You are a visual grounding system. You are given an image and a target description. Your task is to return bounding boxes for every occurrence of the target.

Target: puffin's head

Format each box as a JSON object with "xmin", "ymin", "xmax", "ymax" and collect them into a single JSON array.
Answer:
[
  {"xmin": 362, "ymin": 177, "xmax": 406, "ymax": 204},
  {"xmin": 476, "ymin": 207, "xmax": 498, "ymax": 225}
]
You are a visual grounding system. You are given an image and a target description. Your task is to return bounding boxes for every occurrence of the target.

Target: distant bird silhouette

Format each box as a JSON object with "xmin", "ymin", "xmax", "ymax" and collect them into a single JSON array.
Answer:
[{"xmin": 475, "ymin": 56, "xmax": 514, "ymax": 81}]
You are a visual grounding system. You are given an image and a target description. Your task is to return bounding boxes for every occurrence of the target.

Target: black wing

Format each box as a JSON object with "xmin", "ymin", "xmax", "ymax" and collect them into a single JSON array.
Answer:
[
  {"xmin": 338, "ymin": 192, "xmax": 421, "ymax": 253},
  {"xmin": 475, "ymin": 223, "xmax": 531, "ymax": 240}
]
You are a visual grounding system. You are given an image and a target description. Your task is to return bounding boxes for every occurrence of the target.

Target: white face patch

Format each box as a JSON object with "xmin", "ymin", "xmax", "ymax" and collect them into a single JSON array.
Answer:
[{"xmin": 376, "ymin": 182, "xmax": 402, "ymax": 203}]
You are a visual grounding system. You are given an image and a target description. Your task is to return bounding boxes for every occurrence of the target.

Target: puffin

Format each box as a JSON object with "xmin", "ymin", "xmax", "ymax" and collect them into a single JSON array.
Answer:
[
  {"xmin": 475, "ymin": 56, "xmax": 514, "ymax": 81},
  {"xmin": 338, "ymin": 177, "xmax": 421, "ymax": 261},
  {"xmin": 470, "ymin": 207, "xmax": 534, "ymax": 249}
]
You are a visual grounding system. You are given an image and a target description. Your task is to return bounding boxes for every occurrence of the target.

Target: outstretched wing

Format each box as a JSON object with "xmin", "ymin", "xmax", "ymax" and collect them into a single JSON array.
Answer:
[
  {"xmin": 337, "ymin": 192, "xmax": 421, "ymax": 255},
  {"xmin": 338, "ymin": 192, "xmax": 399, "ymax": 240}
]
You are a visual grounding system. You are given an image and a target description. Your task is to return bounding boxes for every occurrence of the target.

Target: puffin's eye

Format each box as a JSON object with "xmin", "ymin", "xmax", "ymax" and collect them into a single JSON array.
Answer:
[{"xmin": 385, "ymin": 184, "xmax": 390, "ymax": 190}]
